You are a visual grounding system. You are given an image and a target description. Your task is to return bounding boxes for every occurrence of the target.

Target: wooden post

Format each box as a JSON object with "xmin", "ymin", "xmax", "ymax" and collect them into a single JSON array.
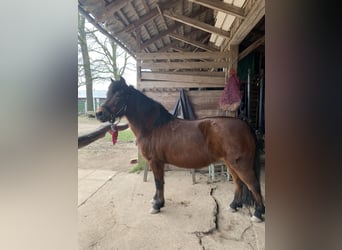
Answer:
[
  {"xmin": 136, "ymin": 27, "xmax": 142, "ymax": 90},
  {"xmin": 228, "ymin": 44, "xmax": 239, "ymax": 72}
]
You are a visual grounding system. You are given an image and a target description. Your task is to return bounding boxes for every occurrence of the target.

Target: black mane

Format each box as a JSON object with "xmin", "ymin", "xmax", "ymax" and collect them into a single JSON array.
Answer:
[{"xmin": 126, "ymin": 86, "xmax": 175, "ymax": 128}]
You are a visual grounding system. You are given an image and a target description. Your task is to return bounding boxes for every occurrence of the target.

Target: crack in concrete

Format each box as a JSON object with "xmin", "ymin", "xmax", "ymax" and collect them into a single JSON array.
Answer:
[
  {"xmin": 78, "ymin": 172, "xmax": 119, "ymax": 208},
  {"xmin": 192, "ymin": 186, "xmax": 219, "ymax": 250},
  {"xmin": 240, "ymin": 223, "xmax": 253, "ymax": 240}
]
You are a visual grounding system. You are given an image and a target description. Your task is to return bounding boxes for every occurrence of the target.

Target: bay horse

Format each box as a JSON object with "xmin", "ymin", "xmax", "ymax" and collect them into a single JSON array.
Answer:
[{"xmin": 96, "ymin": 77, "xmax": 265, "ymax": 222}]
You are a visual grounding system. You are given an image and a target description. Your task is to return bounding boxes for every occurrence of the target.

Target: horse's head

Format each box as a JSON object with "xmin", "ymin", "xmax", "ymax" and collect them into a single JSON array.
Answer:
[{"xmin": 96, "ymin": 77, "xmax": 129, "ymax": 123}]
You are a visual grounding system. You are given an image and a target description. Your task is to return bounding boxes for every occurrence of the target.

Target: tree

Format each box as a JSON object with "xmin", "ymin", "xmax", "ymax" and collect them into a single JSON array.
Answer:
[
  {"xmin": 78, "ymin": 13, "xmax": 94, "ymax": 112},
  {"xmin": 78, "ymin": 12, "xmax": 135, "ymax": 112},
  {"xmin": 86, "ymin": 29, "xmax": 135, "ymax": 82}
]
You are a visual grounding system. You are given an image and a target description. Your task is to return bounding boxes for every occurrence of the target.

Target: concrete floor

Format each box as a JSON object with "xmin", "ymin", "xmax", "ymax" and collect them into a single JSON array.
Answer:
[{"xmin": 78, "ymin": 169, "xmax": 265, "ymax": 250}]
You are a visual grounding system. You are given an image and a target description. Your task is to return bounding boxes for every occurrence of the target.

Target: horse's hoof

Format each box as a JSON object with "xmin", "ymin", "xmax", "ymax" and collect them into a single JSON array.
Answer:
[
  {"xmin": 150, "ymin": 208, "xmax": 160, "ymax": 214},
  {"xmin": 228, "ymin": 207, "xmax": 238, "ymax": 213},
  {"xmin": 251, "ymin": 215, "xmax": 263, "ymax": 223}
]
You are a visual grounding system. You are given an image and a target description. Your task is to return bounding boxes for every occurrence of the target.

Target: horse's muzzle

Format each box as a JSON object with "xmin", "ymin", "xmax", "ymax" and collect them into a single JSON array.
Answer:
[{"xmin": 95, "ymin": 109, "xmax": 107, "ymax": 122}]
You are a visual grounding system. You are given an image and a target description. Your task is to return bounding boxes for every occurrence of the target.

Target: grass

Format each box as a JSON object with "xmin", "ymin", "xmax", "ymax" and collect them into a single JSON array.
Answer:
[
  {"xmin": 104, "ymin": 126, "xmax": 146, "ymax": 173},
  {"xmin": 130, "ymin": 163, "xmax": 145, "ymax": 173},
  {"xmin": 130, "ymin": 155, "xmax": 147, "ymax": 173}
]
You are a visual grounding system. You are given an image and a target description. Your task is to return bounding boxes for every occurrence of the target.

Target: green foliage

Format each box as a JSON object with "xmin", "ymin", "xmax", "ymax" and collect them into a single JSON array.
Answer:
[
  {"xmin": 130, "ymin": 154, "xmax": 147, "ymax": 173},
  {"xmin": 129, "ymin": 163, "xmax": 144, "ymax": 173}
]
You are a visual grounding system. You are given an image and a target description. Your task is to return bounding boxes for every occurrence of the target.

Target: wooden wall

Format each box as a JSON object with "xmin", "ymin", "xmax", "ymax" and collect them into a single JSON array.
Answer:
[{"xmin": 136, "ymin": 52, "xmax": 235, "ymax": 118}]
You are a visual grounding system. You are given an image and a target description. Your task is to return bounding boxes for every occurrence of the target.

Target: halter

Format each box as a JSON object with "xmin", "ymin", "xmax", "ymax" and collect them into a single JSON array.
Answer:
[{"xmin": 101, "ymin": 103, "xmax": 127, "ymax": 124}]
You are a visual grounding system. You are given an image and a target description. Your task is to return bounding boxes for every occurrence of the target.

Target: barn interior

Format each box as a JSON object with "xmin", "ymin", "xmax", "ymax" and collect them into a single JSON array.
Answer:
[{"xmin": 78, "ymin": 0, "xmax": 265, "ymax": 166}]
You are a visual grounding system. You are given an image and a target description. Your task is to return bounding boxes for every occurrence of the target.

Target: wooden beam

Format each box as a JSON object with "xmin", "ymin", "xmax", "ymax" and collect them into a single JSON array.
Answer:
[
  {"xmin": 168, "ymin": 33, "xmax": 216, "ymax": 52},
  {"xmin": 140, "ymin": 80, "xmax": 225, "ymax": 88},
  {"xmin": 189, "ymin": 0, "xmax": 245, "ymax": 19},
  {"xmin": 157, "ymin": 4, "xmax": 168, "ymax": 29},
  {"xmin": 141, "ymin": 72, "xmax": 224, "ymax": 84},
  {"xmin": 163, "ymin": 10, "xmax": 230, "ymax": 38},
  {"xmin": 136, "ymin": 51, "xmax": 228, "ymax": 60},
  {"xmin": 139, "ymin": 6, "xmax": 207, "ymax": 50},
  {"xmin": 117, "ymin": 1, "xmax": 178, "ymax": 35},
  {"xmin": 238, "ymin": 35, "xmax": 265, "ymax": 61},
  {"xmin": 228, "ymin": 44, "xmax": 239, "ymax": 71},
  {"xmin": 228, "ymin": 0, "xmax": 265, "ymax": 46},
  {"xmin": 156, "ymin": 71, "xmax": 225, "ymax": 77},
  {"xmin": 78, "ymin": 6, "xmax": 135, "ymax": 58},
  {"xmin": 140, "ymin": 24, "xmax": 180, "ymax": 50},
  {"xmin": 141, "ymin": 61, "xmax": 227, "ymax": 70},
  {"xmin": 97, "ymin": 0, "xmax": 130, "ymax": 22}
]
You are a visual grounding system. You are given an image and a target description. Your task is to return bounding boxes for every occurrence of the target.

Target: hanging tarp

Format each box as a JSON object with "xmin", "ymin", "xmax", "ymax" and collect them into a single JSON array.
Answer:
[{"xmin": 172, "ymin": 89, "xmax": 196, "ymax": 120}]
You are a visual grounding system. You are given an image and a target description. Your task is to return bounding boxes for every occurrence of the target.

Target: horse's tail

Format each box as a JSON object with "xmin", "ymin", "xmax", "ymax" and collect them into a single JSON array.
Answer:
[{"xmin": 240, "ymin": 123, "xmax": 262, "ymax": 206}]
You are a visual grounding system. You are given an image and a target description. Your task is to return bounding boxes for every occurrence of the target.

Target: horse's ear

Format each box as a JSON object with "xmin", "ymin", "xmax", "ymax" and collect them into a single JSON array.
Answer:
[{"xmin": 119, "ymin": 76, "xmax": 128, "ymax": 87}]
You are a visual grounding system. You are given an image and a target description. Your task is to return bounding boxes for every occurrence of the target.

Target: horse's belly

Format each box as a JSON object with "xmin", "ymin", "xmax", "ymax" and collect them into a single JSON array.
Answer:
[{"xmin": 165, "ymin": 147, "xmax": 215, "ymax": 169}]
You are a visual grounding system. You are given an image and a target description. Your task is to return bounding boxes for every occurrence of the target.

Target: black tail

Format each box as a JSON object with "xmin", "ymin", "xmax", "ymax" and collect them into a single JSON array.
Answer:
[{"xmin": 240, "ymin": 124, "xmax": 262, "ymax": 206}]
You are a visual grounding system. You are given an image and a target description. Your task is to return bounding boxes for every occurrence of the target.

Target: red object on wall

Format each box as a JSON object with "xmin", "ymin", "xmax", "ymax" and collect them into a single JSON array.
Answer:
[{"xmin": 219, "ymin": 69, "xmax": 241, "ymax": 112}]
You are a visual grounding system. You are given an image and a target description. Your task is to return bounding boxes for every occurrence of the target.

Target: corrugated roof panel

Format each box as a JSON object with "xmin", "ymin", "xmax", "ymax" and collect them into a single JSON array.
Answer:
[
  {"xmin": 222, "ymin": 15, "xmax": 235, "ymax": 31},
  {"xmin": 209, "ymin": 0, "xmax": 247, "ymax": 48},
  {"xmin": 233, "ymin": 0, "xmax": 245, "ymax": 8}
]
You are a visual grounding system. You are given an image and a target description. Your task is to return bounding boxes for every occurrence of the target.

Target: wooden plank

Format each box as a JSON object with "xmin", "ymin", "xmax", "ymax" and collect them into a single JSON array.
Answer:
[
  {"xmin": 195, "ymin": 110, "xmax": 221, "ymax": 118},
  {"xmin": 141, "ymin": 71, "xmax": 225, "ymax": 78},
  {"xmin": 78, "ymin": 6, "xmax": 135, "ymax": 58},
  {"xmin": 143, "ymin": 89, "xmax": 226, "ymax": 119},
  {"xmin": 168, "ymin": 33, "xmax": 217, "ymax": 52},
  {"xmin": 141, "ymin": 72, "xmax": 225, "ymax": 84},
  {"xmin": 97, "ymin": 0, "xmax": 130, "ymax": 22},
  {"xmin": 136, "ymin": 52, "xmax": 228, "ymax": 60},
  {"xmin": 167, "ymin": 71, "xmax": 225, "ymax": 77},
  {"xmin": 238, "ymin": 35, "xmax": 265, "ymax": 61},
  {"xmin": 189, "ymin": 0, "xmax": 245, "ymax": 19},
  {"xmin": 188, "ymin": 90, "xmax": 222, "ymax": 98},
  {"xmin": 116, "ymin": 1, "xmax": 178, "ymax": 35},
  {"xmin": 140, "ymin": 80, "xmax": 224, "ymax": 88},
  {"xmin": 228, "ymin": 44, "xmax": 239, "ymax": 71},
  {"xmin": 141, "ymin": 61, "xmax": 227, "ymax": 70},
  {"xmin": 140, "ymin": 24, "xmax": 180, "ymax": 50},
  {"xmin": 163, "ymin": 10, "xmax": 230, "ymax": 38},
  {"xmin": 228, "ymin": 0, "xmax": 265, "ymax": 46}
]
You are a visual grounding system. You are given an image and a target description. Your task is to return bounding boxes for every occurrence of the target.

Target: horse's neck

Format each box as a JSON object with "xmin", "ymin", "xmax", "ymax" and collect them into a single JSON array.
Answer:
[
  {"xmin": 125, "ymin": 90, "xmax": 172, "ymax": 137},
  {"xmin": 125, "ymin": 101, "xmax": 156, "ymax": 137}
]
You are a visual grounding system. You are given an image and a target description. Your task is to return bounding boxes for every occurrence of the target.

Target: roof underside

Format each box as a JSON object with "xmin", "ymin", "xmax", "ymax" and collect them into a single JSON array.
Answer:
[{"xmin": 78, "ymin": 0, "xmax": 265, "ymax": 58}]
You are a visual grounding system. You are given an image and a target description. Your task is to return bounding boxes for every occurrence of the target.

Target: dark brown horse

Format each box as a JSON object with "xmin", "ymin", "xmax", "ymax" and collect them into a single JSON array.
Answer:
[{"xmin": 96, "ymin": 77, "xmax": 265, "ymax": 222}]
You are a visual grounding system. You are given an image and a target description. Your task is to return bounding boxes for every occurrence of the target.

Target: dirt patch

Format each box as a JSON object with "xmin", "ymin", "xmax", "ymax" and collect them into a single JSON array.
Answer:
[{"xmin": 78, "ymin": 116, "xmax": 138, "ymax": 173}]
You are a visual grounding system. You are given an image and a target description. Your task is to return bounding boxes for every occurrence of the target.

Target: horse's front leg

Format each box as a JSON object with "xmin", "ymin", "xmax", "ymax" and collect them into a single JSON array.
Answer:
[{"xmin": 149, "ymin": 160, "xmax": 165, "ymax": 214}]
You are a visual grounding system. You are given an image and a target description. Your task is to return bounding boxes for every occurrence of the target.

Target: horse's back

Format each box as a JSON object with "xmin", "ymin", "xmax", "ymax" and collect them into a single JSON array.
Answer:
[{"xmin": 197, "ymin": 117, "xmax": 255, "ymax": 160}]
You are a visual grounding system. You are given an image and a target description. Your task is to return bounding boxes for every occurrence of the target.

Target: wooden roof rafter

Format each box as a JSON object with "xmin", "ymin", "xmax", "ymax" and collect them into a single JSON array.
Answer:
[
  {"xmin": 116, "ymin": 1, "xmax": 178, "ymax": 36},
  {"xmin": 140, "ymin": 24, "xmax": 180, "ymax": 51},
  {"xmin": 168, "ymin": 32, "xmax": 217, "ymax": 52},
  {"xmin": 96, "ymin": 0, "xmax": 131, "ymax": 22},
  {"xmin": 188, "ymin": 0, "xmax": 246, "ymax": 19},
  {"xmin": 162, "ymin": 10, "xmax": 230, "ymax": 38},
  {"xmin": 139, "ymin": 6, "xmax": 208, "ymax": 51},
  {"xmin": 78, "ymin": 5, "xmax": 135, "ymax": 56},
  {"xmin": 79, "ymin": 0, "xmax": 264, "ymax": 63}
]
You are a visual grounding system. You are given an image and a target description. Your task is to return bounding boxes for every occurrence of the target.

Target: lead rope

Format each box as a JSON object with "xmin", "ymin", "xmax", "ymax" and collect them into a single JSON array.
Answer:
[{"xmin": 109, "ymin": 117, "xmax": 121, "ymax": 145}]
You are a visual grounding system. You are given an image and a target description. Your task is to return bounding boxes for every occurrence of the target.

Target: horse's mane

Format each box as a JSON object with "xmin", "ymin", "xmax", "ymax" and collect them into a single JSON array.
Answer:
[{"xmin": 127, "ymin": 86, "xmax": 175, "ymax": 128}]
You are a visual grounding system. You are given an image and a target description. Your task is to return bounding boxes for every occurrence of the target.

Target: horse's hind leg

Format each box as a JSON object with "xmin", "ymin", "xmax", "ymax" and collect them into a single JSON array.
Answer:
[
  {"xmin": 149, "ymin": 160, "xmax": 165, "ymax": 214},
  {"xmin": 234, "ymin": 165, "xmax": 265, "ymax": 222},
  {"xmin": 227, "ymin": 166, "xmax": 243, "ymax": 212}
]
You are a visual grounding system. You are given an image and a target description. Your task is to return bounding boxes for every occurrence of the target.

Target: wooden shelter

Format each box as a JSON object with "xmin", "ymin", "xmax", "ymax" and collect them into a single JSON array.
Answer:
[{"xmin": 79, "ymin": 0, "xmax": 265, "ymax": 129}]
